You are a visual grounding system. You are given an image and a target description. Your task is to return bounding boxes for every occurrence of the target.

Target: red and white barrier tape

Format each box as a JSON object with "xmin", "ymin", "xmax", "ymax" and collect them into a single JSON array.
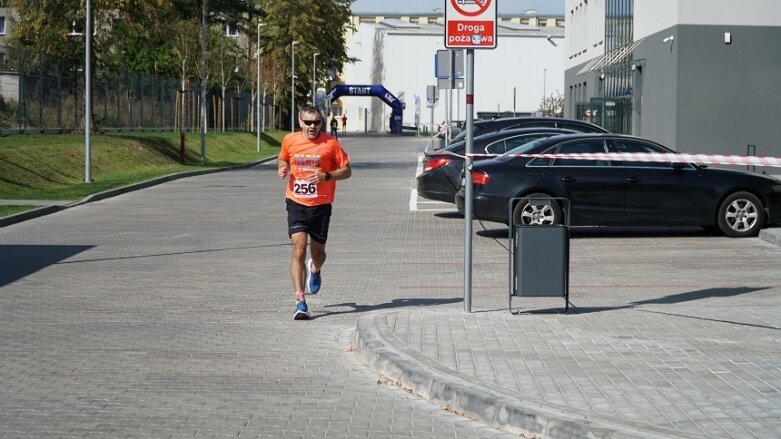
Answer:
[{"xmin": 438, "ymin": 150, "xmax": 781, "ymax": 168}]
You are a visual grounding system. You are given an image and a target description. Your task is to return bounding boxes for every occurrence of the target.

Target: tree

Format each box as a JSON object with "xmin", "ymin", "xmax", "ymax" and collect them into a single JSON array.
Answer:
[
  {"xmin": 258, "ymin": 0, "xmax": 355, "ymax": 121},
  {"xmin": 538, "ymin": 92, "xmax": 564, "ymax": 118},
  {"xmin": 6, "ymin": 0, "xmax": 355, "ymax": 130},
  {"xmin": 212, "ymin": 33, "xmax": 243, "ymax": 131},
  {"xmin": 8, "ymin": 0, "xmax": 95, "ymax": 68},
  {"xmin": 8, "ymin": 0, "xmax": 258, "ymax": 74}
]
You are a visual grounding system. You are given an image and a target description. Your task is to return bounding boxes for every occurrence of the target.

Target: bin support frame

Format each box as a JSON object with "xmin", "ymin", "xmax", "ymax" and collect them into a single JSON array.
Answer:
[{"xmin": 508, "ymin": 197, "xmax": 571, "ymax": 314}]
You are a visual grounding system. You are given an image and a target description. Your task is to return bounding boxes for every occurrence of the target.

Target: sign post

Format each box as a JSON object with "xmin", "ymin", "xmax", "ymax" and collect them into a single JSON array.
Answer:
[{"xmin": 445, "ymin": 0, "xmax": 497, "ymax": 313}]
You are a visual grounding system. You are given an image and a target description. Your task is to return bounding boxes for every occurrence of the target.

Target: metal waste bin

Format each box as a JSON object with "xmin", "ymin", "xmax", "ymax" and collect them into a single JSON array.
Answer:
[{"xmin": 508, "ymin": 197, "xmax": 570, "ymax": 313}]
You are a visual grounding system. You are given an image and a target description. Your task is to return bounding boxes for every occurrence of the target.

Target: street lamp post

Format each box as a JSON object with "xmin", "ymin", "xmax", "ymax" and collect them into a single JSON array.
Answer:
[
  {"xmin": 200, "ymin": 0, "xmax": 207, "ymax": 165},
  {"xmin": 67, "ymin": 7, "xmax": 91, "ymax": 183},
  {"xmin": 85, "ymin": 0, "xmax": 92, "ymax": 182},
  {"xmin": 256, "ymin": 22, "xmax": 264, "ymax": 152},
  {"xmin": 312, "ymin": 52, "xmax": 319, "ymax": 107},
  {"xmin": 290, "ymin": 41, "xmax": 299, "ymax": 132}
]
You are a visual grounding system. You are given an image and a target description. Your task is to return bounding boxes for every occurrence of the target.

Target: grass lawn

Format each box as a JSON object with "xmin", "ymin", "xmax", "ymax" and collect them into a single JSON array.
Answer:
[
  {"xmin": 0, "ymin": 130, "xmax": 286, "ymax": 202},
  {"xmin": 0, "ymin": 205, "xmax": 40, "ymax": 217}
]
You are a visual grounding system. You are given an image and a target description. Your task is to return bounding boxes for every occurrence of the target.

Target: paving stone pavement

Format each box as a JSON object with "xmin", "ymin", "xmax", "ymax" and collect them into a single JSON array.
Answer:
[
  {"xmin": 2, "ymin": 135, "xmax": 781, "ymax": 438},
  {"xmin": 0, "ymin": 136, "xmax": 519, "ymax": 439}
]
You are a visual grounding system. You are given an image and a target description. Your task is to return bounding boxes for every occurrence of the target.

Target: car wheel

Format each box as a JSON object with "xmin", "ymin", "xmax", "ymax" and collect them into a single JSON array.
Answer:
[
  {"xmin": 512, "ymin": 193, "xmax": 562, "ymax": 225},
  {"xmin": 716, "ymin": 191, "xmax": 765, "ymax": 237}
]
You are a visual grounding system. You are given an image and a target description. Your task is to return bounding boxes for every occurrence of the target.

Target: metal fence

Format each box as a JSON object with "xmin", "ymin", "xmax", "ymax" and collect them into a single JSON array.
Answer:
[{"xmin": 0, "ymin": 46, "xmax": 268, "ymax": 135}]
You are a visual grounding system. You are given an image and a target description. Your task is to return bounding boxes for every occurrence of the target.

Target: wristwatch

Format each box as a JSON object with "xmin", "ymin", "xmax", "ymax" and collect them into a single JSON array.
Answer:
[{"xmin": 324, "ymin": 172, "xmax": 332, "ymax": 181}]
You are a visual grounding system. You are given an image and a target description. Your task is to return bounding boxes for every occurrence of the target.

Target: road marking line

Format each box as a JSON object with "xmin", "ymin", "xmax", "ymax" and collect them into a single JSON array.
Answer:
[
  {"xmin": 409, "ymin": 189, "xmax": 458, "ymax": 212},
  {"xmin": 409, "ymin": 188, "xmax": 418, "ymax": 211},
  {"xmin": 415, "ymin": 153, "xmax": 424, "ymax": 177}
]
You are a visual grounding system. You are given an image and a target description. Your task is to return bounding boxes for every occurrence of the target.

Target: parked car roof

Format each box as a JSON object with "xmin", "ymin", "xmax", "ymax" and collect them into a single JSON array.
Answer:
[{"xmin": 449, "ymin": 117, "xmax": 607, "ymax": 143}]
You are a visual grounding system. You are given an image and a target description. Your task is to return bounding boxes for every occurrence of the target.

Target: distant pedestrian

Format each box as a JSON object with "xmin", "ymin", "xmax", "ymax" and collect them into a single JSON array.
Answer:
[
  {"xmin": 277, "ymin": 106, "xmax": 352, "ymax": 320},
  {"xmin": 341, "ymin": 113, "xmax": 347, "ymax": 133},
  {"xmin": 330, "ymin": 116, "xmax": 339, "ymax": 138}
]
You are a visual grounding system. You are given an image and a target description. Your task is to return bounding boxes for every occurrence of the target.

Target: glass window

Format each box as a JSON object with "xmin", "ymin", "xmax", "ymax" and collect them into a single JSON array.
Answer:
[
  {"xmin": 506, "ymin": 121, "xmax": 557, "ymax": 131},
  {"xmin": 225, "ymin": 23, "xmax": 239, "ymax": 37},
  {"xmin": 611, "ymin": 139, "xmax": 684, "ymax": 168},
  {"xmin": 550, "ymin": 140, "xmax": 609, "ymax": 166},
  {"xmin": 521, "ymin": 139, "xmax": 559, "ymax": 166},
  {"xmin": 484, "ymin": 140, "xmax": 507, "ymax": 154},
  {"xmin": 490, "ymin": 133, "xmax": 555, "ymax": 155},
  {"xmin": 0, "ymin": 17, "xmax": 5, "ymax": 35},
  {"xmin": 503, "ymin": 134, "xmax": 547, "ymax": 151},
  {"xmin": 559, "ymin": 121, "xmax": 602, "ymax": 133}
]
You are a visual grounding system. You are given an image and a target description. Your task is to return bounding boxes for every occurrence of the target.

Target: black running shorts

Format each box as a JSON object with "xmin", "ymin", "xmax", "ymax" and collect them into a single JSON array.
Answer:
[{"xmin": 286, "ymin": 198, "xmax": 333, "ymax": 243}]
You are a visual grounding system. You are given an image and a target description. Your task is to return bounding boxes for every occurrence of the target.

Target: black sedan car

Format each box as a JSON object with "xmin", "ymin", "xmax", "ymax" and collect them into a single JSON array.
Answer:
[
  {"xmin": 418, "ymin": 127, "xmax": 577, "ymax": 203},
  {"xmin": 449, "ymin": 116, "xmax": 607, "ymax": 143},
  {"xmin": 455, "ymin": 133, "xmax": 781, "ymax": 237}
]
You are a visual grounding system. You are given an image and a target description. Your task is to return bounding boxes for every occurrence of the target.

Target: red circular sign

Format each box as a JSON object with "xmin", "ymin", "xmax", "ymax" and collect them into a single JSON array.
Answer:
[{"xmin": 451, "ymin": 0, "xmax": 492, "ymax": 17}]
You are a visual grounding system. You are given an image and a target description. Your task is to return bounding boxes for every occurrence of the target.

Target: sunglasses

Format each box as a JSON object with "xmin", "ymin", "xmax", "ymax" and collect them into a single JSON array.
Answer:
[{"xmin": 301, "ymin": 119, "xmax": 322, "ymax": 126}]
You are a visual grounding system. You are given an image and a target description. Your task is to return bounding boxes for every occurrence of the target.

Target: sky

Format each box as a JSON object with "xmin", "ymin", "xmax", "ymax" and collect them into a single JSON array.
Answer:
[{"xmin": 349, "ymin": 0, "xmax": 566, "ymax": 17}]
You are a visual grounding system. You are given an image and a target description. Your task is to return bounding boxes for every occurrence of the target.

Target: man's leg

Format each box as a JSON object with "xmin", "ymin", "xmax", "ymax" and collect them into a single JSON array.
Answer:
[
  {"xmin": 306, "ymin": 203, "xmax": 331, "ymax": 294},
  {"xmin": 309, "ymin": 239, "xmax": 326, "ymax": 272},
  {"xmin": 290, "ymin": 232, "xmax": 308, "ymax": 294}
]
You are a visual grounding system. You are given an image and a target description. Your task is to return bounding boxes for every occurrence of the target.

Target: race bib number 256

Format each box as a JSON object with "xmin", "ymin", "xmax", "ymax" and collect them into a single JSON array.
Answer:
[{"xmin": 293, "ymin": 180, "xmax": 318, "ymax": 199}]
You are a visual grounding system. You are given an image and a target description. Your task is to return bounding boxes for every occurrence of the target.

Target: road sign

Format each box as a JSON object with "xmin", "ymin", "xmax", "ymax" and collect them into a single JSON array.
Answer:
[
  {"xmin": 438, "ymin": 78, "xmax": 464, "ymax": 89},
  {"xmin": 445, "ymin": 0, "xmax": 497, "ymax": 49},
  {"xmin": 435, "ymin": 50, "xmax": 464, "ymax": 79},
  {"xmin": 427, "ymin": 85, "xmax": 439, "ymax": 103}
]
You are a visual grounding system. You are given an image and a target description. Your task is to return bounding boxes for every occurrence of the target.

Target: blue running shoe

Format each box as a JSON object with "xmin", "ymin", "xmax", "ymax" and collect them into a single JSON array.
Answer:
[
  {"xmin": 293, "ymin": 301, "xmax": 310, "ymax": 320},
  {"xmin": 307, "ymin": 258, "xmax": 321, "ymax": 294}
]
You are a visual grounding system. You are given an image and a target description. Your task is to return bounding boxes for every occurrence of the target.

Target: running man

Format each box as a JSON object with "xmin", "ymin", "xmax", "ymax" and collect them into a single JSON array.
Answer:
[{"xmin": 277, "ymin": 106, "xmax": 352, "ymax": 320}]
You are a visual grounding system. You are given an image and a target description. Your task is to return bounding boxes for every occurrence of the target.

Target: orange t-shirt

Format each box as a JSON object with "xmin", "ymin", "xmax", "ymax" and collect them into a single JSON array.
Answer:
[{"xmin": 279, "ymin": 132, "xmax": 350, "ymax": 206}]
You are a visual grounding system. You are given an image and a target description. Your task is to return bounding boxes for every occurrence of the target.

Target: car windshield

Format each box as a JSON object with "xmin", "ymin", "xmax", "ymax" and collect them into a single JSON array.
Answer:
[
  {"xmin": 451, "ymin": 122, "xmax": 494, "ymax": 142},
  {"xmin": 451, "ymin": 130, "xmax": 470, "ymax": 143},
  {"xmin": 504, "ymin": 138, "xmax": 549, "ymax": 155},
  {"xmin": 440, "ymin": 130, "xmax": 505, "ymax": 153},
  {"xmin": 441, "ymin": 139, "xmax": 466, "ymax": 152}
]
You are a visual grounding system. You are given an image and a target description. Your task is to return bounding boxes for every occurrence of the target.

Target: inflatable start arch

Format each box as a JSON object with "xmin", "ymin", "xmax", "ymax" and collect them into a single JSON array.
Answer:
[{"xmin": 328, "ymin": 84, "xmax": 405, "ymax": 134}]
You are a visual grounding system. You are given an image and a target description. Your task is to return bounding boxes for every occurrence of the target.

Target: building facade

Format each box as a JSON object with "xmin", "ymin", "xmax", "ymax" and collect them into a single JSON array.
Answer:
[
  {"xmin": 565, "ymin": 0, "xmax": 781, "ymax": 159},
  {"xmin": 341, "ymin": 0, "xmax": 566, "ymax": 132},
  {"xmin": 341, "ymin": 20, "xmax": 564, "ymax": 133}
]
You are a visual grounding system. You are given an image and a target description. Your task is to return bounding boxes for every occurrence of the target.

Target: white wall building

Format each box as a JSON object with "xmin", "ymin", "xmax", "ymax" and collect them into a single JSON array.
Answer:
[{"xmin": 338, "ymin": 20, "xmax": 565, "ymax": 133}]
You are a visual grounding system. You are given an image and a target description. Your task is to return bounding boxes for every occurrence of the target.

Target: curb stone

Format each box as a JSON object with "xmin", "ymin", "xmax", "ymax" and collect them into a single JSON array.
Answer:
[
  {"xmin": 353, "ymin": 314, "xmax": 698, "ymax": 439},
  {"xmin": 758, "ymin": 226, "xmax": 781, "ymax": 247},
  {"xmin": 0, "ymin": 157, "xmax": 277, "ymax": 228}
]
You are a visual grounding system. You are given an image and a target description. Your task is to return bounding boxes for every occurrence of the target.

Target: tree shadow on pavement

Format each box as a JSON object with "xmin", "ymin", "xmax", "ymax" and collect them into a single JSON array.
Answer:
[
  {"xmin": 515, "ymin": 286, "xmax": 780, "ymax": 329},
  {"xmin": 52, "ymin": 243, "xmax": 290, "ymax": 265},
  {"xmin": 349, "ymin": 162, "xmax": 415, "ymax": 170},
  {"xmin": 474, "ymin": 226, "xmax": 714, "ymax": 239},
  {"xmin": 317, "ymin": 297, "xmax": 462, "ymax": 318},
  {"xmin": 0, "ymin": 244, "xmax": 94, "ymax": 287}
]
